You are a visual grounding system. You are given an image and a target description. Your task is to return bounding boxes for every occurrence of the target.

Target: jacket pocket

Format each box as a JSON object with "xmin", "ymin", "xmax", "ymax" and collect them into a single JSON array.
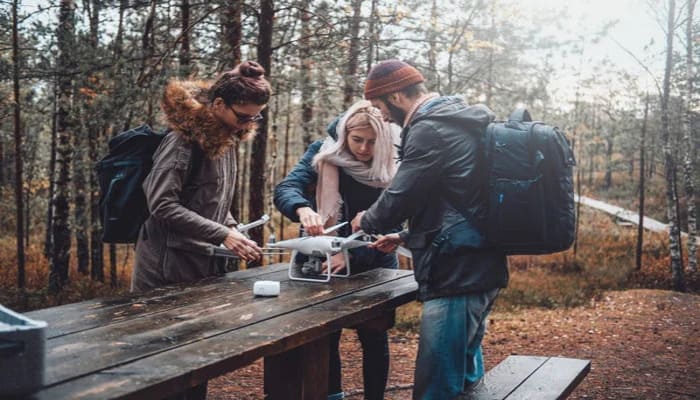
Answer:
[
  {"xmin": 405, "ymin": 228, "xmax": 441, "ymax": 285},
  {"xmin": 431, "ymin": 219, "xmax": 486, "ymax": 257}
]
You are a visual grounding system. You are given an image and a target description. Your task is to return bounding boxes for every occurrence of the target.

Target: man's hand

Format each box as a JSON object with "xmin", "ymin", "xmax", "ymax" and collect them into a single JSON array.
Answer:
[
  {"xmin": 370, "ymin": 233, "xmax": 404, "ymax": 254},
  {"xmin": 223, "ymin": 229, "xmax": 262, "ymax": 262},
  {"xmin": 297, "ymin": 207, "xmax": 324, "ymax": 236},
  {"xmin": 351, "ymin": 211, "xmax": 366, "ymax": 232}
]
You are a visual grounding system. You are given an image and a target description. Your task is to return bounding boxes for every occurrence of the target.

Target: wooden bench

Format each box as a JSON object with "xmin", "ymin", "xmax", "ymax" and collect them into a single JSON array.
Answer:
[
  {"xmin": 462, "ymin": 355, "xmax": 591, "ymax": 400},
  {"xmin": 24, "ymin": 263, "xmax": 418, "ymax": 400}
]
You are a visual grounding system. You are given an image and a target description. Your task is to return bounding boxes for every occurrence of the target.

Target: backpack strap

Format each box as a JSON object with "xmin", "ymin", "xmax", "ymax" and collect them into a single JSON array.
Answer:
[{"xmin": 186, "ymin": 142, "xmax": 205, "ymax": 183}]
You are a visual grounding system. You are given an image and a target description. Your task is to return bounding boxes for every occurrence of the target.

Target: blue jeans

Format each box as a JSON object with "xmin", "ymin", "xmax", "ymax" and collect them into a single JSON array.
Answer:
[
  {"xmin": 328, "ymin": 248, "xmax": 398, "ymax": 400},
  {"xmin": 412, "ymin": 289, "xmax": 499, "ymax": 400}
]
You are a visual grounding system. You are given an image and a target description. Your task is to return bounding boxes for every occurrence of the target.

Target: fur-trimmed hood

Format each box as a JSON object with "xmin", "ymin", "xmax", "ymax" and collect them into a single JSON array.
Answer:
[{"xmin": 160, "ymin": 79, "xmax": 256, "ymax": 159}]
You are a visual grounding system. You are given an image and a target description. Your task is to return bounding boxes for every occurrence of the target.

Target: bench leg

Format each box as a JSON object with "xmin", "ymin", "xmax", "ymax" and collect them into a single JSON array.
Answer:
[{"xmin": 264, "ymin": 335, "xmax": 330, "ymax": 400}]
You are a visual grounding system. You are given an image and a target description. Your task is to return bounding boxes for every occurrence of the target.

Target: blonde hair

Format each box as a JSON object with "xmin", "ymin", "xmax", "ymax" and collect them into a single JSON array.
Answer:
[{"xmin": 313, "ymin": 100, "xmax": 397, "ymax": 183}]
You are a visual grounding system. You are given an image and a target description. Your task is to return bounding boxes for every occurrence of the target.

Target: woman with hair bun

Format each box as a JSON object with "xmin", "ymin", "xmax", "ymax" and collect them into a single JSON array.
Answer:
[{"xmin": 132, "ymin": 61, "xmax": 271, "ymax": 296}]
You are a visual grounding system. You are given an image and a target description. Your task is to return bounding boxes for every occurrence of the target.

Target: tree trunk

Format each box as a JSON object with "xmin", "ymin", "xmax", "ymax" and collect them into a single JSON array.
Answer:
[
  {"xmin": 109, "ymin": 243, "xmax": 117, "ymax": 287},
  {"xmin": 73, "ymin": 123, "xmax": 89, "ymax": 275},
  {"xmin": 280, "ymin": 92, "xmax": 292, "ymax": 248},
  {"xmin": 366, "ymin": 0, "xmax": 377, "ymax": 72},
  {"xmin": 660, "ymin": 0, "xmax": 685, "ymax": 291},
  {"xmin": 636, "ymin": 94, "xmax": 649, "ymax": 270},
  {"xmin": 88, "ymin": 0, "xmax": 104, "ymax": 282},
  {"xmin": 12, "ymin": 0, "xmax": 25, "ymax": 288},
  {"xmin": 572, "ymin": 89, "xmax": 581, "ymax": 257},
  {"xmin": 299, "ymin": 0, "xmax": 314, "ymax": 148},
  {"xmin": 247, "ymin": 0, "xmax": 274, "ymax": 258},
  {"xmin": 49, "ymin": 0, "xmax": 76, "ymax": 294},
  {"xmin": 485, "ymin": 2, "xmax": 496, "ymax": 106},
  {"xmin": 426, "ymin": 0, "xmax": 439, "ymax": 92},
  {"xmin": 604, "ymin": 137, "xmax": 613, "ymax": 189},
  {"xmin": 343, "ymin": 0, "xmax": 363, "ymax": 108},
  {"xmin": 222, "ymin": 0, "xmax": 242, "ymax": 68},
  {"xmin": 222, "ymin": 0, "xmax": 242, "ymax": 219},
  {"xmin": 180, "ymin": 0, "xmax": 191, "ymax": 77},
  {"xmin": 113, "ymin": 0, "xmax": 126, "ymax": 60},
  {"xmin": 240, "ymin": 142, "xmax": 250, "ymax": 216},
  {"xmin": 682, "ymin": 0, "xmax": 697, "ymax": 272},
  {"xmin": 90, "ymin": 127, "xmax": 105, "ymax": 282},
  {"xmin": 45, "ymin": 79, "xmax": 59, "ymax": 259}
]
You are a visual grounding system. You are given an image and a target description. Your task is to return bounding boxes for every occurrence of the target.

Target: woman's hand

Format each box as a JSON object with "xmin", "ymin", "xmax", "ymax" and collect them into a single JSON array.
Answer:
[
  {"xmin": 297, "ymin": 207, "xmax": 325, "ymax": 236},
  {"xmin": 223, "ymin": 229, "xmax": 262, "ymax": 262},
  {"xmin": 369, "ymin": 233, "xmax": 404, "ymax": 254},
  {"xmin": 324, "ymin": 253, "xmax": 347, "ymax": 274}
]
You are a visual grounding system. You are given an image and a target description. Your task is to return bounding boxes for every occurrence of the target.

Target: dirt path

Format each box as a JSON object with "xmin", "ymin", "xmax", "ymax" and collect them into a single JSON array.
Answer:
[{"xmin": 208, "ymin": 289, "xmax": 700, "ymax": 399}]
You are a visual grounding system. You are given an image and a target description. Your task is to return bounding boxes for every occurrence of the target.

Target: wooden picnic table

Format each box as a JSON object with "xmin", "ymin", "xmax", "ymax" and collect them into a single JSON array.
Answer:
[{"xmin": 24, "ymin": 264, "xmax": 417, "ymax": 400}]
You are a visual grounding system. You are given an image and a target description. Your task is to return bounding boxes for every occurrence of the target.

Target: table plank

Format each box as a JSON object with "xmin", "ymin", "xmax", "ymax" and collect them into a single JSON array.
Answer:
[
  {"xmin": 28, "ymin": 265, "xmax": 288, "ymax": 339},
  {"xmin": 43, "ymin": 269, "xmax": 413, "ymax": 388},
  {"xmin": 33, "ymin": 275, "xmax": 417, "ymax": 399}
]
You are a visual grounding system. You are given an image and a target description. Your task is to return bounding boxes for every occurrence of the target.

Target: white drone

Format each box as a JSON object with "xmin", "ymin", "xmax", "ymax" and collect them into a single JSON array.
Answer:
[{"xmin": 267, "ymin": 222, "xmax": 370, "ymax": 283}]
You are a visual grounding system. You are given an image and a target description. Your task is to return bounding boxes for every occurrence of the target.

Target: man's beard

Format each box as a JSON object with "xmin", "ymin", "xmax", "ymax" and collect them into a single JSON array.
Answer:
[{"xmin": 385, "ymin": 101, "xmax": 406, "ymax": 127}]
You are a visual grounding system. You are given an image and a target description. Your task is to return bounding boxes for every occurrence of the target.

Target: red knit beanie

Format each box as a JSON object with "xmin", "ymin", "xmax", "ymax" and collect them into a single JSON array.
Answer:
[{"xmin": 364, "ymin": 60, "xmax": 425, "ymax": 99}]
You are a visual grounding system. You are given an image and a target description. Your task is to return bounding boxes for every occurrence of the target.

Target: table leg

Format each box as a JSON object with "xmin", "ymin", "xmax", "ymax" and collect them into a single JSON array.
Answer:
[{"xmin": 264, "ymin": 335, "xmax": 330, "ymax": 400}]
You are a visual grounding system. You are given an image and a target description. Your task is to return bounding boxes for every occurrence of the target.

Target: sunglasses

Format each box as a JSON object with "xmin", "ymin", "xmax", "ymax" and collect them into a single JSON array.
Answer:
[{"xmin": 229, "ymin": 105, "xmax": 263, "ymax": 123}]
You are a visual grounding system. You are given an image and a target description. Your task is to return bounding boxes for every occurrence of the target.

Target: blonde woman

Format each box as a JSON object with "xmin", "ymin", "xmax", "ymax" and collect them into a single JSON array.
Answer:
[{"xmin": 274, "ymin": 100, "xmax": 401, "ymax": 400}]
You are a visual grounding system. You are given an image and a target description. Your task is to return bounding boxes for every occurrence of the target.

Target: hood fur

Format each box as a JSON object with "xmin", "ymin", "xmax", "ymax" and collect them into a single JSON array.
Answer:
[{"xmin": 160, "ymin": 79, "xmax": 257, "ymax": 159}]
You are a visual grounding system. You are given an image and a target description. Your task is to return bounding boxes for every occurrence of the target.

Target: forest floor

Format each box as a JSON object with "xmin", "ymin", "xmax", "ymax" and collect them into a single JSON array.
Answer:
[{"xmin": 207, "ymin": 288, "xmax": 700, "ymax": 400}]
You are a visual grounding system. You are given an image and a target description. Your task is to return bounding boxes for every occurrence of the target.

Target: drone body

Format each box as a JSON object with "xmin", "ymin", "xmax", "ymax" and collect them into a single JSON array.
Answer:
[{"xmin": 268, "ymin": 234, "xmax": 369, "ymax": 282}]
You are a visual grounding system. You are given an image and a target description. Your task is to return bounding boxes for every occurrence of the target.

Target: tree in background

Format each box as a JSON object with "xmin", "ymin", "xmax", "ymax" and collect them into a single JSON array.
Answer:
[
  {"xmin": 247, "ymin": 0, "xmax": 274, "ymax": 251},
  {"xmin": 681, "ymin": 0, "xmax": 697, "ymax": 272},
  {"xmin": 49, "ymin": 0, "xmax": 77, "ymax": 294},
  {"xmin": 11, "ymin": 0, "xmax": 25, "ymax": 288},
  {"xmin": 660, "ymin": 0, "xmax": 685, "ymax": 291}
]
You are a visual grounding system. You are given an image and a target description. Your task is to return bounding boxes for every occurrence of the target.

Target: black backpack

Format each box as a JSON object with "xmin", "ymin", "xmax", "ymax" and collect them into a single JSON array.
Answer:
[
  {"xmin": 482, "ymin": 109, "xmax": 576, "ymax": 255},
  {"xmin": 96, "ymin": 125, "xmax": 202, "ymax": 243}
]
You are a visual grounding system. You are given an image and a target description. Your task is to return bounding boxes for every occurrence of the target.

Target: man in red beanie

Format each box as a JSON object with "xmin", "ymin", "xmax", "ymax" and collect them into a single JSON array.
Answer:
[{"xmin": 352, "ymin": 59, "xmax": 509, "ymax": 400}]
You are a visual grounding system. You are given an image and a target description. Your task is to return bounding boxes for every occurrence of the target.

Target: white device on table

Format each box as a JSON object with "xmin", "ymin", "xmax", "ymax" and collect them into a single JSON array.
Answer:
[{"xmin": 253, "ymin": 280, "xmax": 280, "ymax": 297}]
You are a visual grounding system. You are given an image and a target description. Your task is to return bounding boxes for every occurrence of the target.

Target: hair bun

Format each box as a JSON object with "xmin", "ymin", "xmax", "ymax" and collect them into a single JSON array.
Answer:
[{"xmin": 238, "ymin": 61, "xmax": 265, "ymax": 78}]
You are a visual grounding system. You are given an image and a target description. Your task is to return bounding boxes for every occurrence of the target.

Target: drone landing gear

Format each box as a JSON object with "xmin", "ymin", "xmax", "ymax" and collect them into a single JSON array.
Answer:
[{"xmin": 287, "ymin": 250, "xmax": 351, "ymax": 283}]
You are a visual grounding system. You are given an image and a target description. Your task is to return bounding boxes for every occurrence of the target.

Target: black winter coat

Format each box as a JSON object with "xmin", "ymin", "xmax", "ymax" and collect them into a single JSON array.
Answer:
[{"xmin": 360, "ymin": 96, "xmax": 509, "ymax": 301}]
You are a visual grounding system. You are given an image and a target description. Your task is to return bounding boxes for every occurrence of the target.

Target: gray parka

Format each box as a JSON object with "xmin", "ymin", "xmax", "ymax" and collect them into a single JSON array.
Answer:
[
  {"xmin": 360, "ymin": 96, "xmax": 508, "ymax": 301},
  {"xmin": 131, "ymin": 80, "xmax": 244, "ymax": 292}
]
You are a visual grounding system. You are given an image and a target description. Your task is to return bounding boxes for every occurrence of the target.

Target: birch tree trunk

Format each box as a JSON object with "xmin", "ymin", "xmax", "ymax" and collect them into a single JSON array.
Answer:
[
  {"xmin": 682, "ymin": 0, "xmax": 697, "ymax": 272},
  {"xmin": 49, "ymin": 0, "xmax": 76, "ymax": 294},
  {"xmin": 660, "ymin": 0, "xmax": 685, "ymax": 291},
  {"xmin": 12, "ymin": 0, "xmax": 25, "ymax": 288},
  {"xmin": 636, "ymin": 94, "xmax": 649, "ymax": 270}
]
